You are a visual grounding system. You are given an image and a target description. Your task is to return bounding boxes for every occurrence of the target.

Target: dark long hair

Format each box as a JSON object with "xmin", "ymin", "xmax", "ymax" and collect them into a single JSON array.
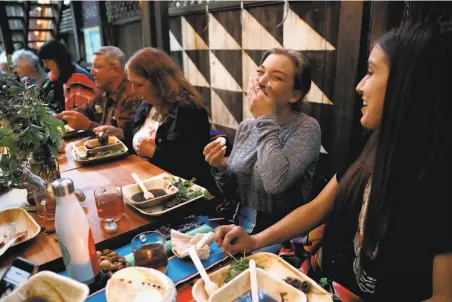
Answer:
[
  {"xmin": 323, "ymin": 23, "xmax": 452, "ymax": 293},
  {"xmin": 260, "ymin": 48, "xmax": 311, "ymax": 112},
  {"xmin": 38, "ymin": 40, "xmax": 74, "ymax": 83},
  {"xmin": 125, "ymin": 47, "xmax": 207, "ymax": 122}
]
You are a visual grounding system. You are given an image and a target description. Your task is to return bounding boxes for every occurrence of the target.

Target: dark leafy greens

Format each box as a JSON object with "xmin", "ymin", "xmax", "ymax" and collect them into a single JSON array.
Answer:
[
  {"xmin": 163, "ymin": 176, "xmax": 212, "ymax": 209},
  {"xmin": 224, "ymin": 256, "xmax": 264, "ymax": 283}
]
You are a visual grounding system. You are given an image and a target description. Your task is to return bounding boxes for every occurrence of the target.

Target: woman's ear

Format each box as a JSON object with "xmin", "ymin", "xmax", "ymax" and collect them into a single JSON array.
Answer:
[{"xmin": 289, "ymin": 90, "xmax": 303, "ymax": 104}]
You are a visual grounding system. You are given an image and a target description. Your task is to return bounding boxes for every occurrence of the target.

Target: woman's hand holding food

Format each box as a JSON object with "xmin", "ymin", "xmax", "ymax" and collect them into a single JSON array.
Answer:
[{"xmin": 204, "ymin": 137, "xmax": 228, "ymax": 172}]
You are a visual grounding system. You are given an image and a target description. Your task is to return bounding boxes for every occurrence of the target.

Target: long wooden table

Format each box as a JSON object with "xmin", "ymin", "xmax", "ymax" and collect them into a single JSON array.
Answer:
[{"xmin": 0, "ymin": 137, "xmax": 213, "ymax": 275}]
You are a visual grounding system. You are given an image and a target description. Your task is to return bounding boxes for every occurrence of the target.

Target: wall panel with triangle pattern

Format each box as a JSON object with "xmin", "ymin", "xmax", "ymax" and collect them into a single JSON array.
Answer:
[{"xmin": 169, "ymin": 2, "xmax": 340, "ymax": 155}]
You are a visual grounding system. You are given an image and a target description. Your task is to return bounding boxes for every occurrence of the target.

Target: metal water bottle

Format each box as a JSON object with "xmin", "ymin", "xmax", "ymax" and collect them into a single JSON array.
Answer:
[{"xmin": 52, "ymin": 178, "xmax": 100, "ymax": 285}]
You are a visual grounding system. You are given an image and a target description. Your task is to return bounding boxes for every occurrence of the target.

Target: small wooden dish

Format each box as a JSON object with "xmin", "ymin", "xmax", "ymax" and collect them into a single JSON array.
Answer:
[
  {"xmin": 122, "ymin": 177, "xmax": 178, "ymax": 208},
  {"xmin": 0, "ymin": 208, "xmax": 41, "ymax": 247}
]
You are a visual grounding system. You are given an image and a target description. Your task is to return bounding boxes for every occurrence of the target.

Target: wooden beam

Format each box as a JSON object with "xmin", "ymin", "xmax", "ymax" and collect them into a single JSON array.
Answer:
[
  {"xmin": 30, "ymin": 16, "xmax": 56, "ymax": 21},
  {"xmin": 70, "ymin": 1, "xmax": 81, "ymax": 61},
  {"xmin": 168, "ymin": 1, "xmax": 281, "ymax": 16},
  {"xmin": 4, "ymin": 2, "xmax": 24, "ymax": 8},
  {"xmin": 330, "ymin": 1, "xmax": 365, "ymax": 173},
  {"xmin": 141, "ymin": 1, "xmax": 170, "ymax": 52},
  {"xmin": 152, "ymin": 1, "xmax": 170, "ymax": 53},
  {"xmin": 8, "ymin": 16, "xmax": 24, "ymax": 21},
  {"xmin": 141, "ymin": 1, "xmax": 152, "ymax": 48},
  {"xmin": 24, "ymin": 1, "xmax": 29, "ymax": 47},
  {"xmin": 29, "ymin": 28, "xmax": 53, "ymax": 32},
  {"xmin": 0, "ymin": 2, "xmax": 14, "ymax": 54},
  {"xmin": 30, "ymin": 3, "xmax": 58, "ymax": 10},
  {"xmin": 54, "ymin": 2, "xmax": 63, "ymax": 40}
]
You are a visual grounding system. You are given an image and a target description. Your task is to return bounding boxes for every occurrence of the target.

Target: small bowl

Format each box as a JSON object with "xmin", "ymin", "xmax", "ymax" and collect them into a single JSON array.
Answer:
[
  {"xmin": 207, "ymin": 268, "xmax": 306, "ymax": 302},
  {"xmin": 84, "ymin": 136, "xmax": 120, "ymax": 149},
  {"xmin": 123, "ymin": 177, "xmax": 178, "ymax": 208},
  {"xmin": 106, "ymin": 267, "xmax": 176, "ymax": 302}
]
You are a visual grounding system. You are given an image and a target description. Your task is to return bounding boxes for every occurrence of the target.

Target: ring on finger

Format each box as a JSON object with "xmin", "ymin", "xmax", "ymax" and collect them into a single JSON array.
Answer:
[{"xmin": 254, "ymin": 86, "xmax": 260, "ymax": 92}]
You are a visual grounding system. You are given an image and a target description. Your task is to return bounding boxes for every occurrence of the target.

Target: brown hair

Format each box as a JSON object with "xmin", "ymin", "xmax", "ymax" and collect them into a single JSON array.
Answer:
[
  {"xmin": 125, "ymin": 47, "xmax": 207, "ymax": 121},
  {"xmin": 260, "ymin": 48, "xmax": 311, "ymax": 112}
]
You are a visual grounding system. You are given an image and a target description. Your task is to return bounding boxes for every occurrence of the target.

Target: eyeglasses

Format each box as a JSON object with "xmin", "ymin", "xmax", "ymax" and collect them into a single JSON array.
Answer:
[{"xmin": 91, "ymin": 64, "xmax": 115, "ymax": 72}]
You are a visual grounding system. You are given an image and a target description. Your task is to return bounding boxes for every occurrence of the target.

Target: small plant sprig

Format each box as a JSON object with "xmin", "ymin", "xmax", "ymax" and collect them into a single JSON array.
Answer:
[{"xmin": 0, "ymin": 72, "xmax": 65, "ymax": 186}]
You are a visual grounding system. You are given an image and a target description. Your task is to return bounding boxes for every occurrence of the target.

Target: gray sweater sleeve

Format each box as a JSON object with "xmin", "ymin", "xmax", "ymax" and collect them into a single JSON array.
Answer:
[{"xmin": 256, "ymin": 115, "xmax": 321, "ymax": 195}]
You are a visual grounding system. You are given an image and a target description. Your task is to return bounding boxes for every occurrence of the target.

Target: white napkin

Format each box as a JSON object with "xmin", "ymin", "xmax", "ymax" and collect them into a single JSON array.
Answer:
[{"xmin": 171, "ymin": 229, "xmax": 215, "ymax": 260}]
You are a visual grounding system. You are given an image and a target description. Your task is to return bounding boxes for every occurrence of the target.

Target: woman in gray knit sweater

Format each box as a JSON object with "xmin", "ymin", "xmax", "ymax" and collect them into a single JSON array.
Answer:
[{"xmin": 204, "ymin": 48, "xmax": 321, "ymax": 234}]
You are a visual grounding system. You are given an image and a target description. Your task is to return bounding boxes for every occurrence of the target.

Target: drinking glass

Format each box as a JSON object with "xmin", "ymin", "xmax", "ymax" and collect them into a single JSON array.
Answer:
[
  {"xmin": 94, "ymin": 186, "xmax": 125, "ymax": 222},
  {"xmin": 132, "ymin": 231, "xmax": 168, "ymax": 273},
  {"xmin": 33, "ymin": 185, "xmax": 56, "ymax": 220}
]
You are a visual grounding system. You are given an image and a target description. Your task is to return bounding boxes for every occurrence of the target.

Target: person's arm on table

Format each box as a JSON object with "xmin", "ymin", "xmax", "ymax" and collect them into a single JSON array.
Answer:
[
  {"xmin": 424, "ymin": 253, "xmax": 452, "ymax": 302},
  {"xmin": 215, "ymin": 175, "xmax": 339, "ymax": 253}
]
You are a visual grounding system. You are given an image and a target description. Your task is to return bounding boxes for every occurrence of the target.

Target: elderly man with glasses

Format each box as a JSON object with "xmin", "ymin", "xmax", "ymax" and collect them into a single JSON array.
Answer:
[
  {"xmin": 12, "ymin": 49, "xmax": 65, "ymax": 113},
  {"xmin": 54, "ymin": 46, "xmax": 141, "ymax": 140}
]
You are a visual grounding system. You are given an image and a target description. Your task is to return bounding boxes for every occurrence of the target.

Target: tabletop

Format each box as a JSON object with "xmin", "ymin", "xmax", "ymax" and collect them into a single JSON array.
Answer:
[{"xmin": 0, "ymin": 136, "xmax": 211, "ymax": 274}]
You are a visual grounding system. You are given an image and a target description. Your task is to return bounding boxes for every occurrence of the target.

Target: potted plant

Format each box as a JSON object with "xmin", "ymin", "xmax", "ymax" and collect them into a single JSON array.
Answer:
[{"xmin": 0, "ymin": 71, "xmax": 65, "ymax": 203}]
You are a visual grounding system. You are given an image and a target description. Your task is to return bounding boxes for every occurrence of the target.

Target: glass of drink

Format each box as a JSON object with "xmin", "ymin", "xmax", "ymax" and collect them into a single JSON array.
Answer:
[
  {"xmin": 94, "ymin": 186, "xmax": 125, "ymax": 222},
  {"xmin": 132, "ymin": 231, "xmax": 168, "ymax": 273},
  {"xmin": 33, "ymin": 185, "xmax": 56, "ymax": 220}
]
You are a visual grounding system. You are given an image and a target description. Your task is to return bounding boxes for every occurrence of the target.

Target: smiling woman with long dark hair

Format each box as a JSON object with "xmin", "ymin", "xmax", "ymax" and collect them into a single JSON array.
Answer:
[{"xmin": 214, "ymin": 23, "xmax": 452, "ymax": 301}]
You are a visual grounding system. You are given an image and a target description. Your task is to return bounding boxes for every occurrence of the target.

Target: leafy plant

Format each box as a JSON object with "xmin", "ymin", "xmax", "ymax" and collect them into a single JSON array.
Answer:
[{"xmin": 0, "ymin": 72, "xmax": 65, "ymax": 186}]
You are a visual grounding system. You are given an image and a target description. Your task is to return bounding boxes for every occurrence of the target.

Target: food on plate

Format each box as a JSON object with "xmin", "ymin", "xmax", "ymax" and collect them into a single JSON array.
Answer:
[
  {"xmin": 131, "ymin": 189, "xmax": 167, "ymax": 203},
  {"xmin": 106, "ymin": 268, "xmax": 168, "ymax": 302},
  {"xmin": 234, "ymin": 290, "xmax": 282, "ymax": 302},
  {"xmin": 85, "ymin": 133, "xmax": 116, "ymax": 149},
  {"xmin": 97, "ymin": 249, "xmax": 130, "ymax": 277},
  {"xmin": 64, "ymin": 124, "xmax": 75, "ymax": 132},
  {"xmin": 284, "ymin": 277, "xmax": 310, "ymax": 294},
  {"xmin": 76, "ymin": 149, "xmax": 123, "ymax": 160},
  {"xmin": 98, "ymin": 132, "xmax": 109, "ymax": 146},
  {"xmin": 224, "ymin": 257, "xmax": 264, "ymax": 284},
  {"xmin": 162, "ymin": 177, "xmax": 208, "ymax": 209}
]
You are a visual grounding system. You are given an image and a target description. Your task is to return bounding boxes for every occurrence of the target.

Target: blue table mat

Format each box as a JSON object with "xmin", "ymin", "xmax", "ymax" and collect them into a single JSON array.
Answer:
[{"xmin": 60, "ymin": 216, "xmax": 225, "ymax": 302}]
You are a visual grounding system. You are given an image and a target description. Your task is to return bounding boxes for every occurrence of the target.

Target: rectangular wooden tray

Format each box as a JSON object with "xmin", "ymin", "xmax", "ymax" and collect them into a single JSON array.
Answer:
[
  {"xmin": 72, "ymin": 137, "xmax": 129, "ymax": 165},
  {"xmin": 0, "ymin": 208, "xmax": 41, "ymax": 248},
  {"xmin": 192, "ymin": 252, "xmax": 333, "ymax": 302},
  {"xmin": 123, "ymin": 173, "xmax": 207, "ymax": 217}
]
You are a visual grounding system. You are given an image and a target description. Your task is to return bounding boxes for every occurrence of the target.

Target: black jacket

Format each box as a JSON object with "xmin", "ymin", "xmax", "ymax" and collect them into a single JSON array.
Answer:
[{"xmin": 125, "ymin": 99, "xmax": 219, "ymax": 196}]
